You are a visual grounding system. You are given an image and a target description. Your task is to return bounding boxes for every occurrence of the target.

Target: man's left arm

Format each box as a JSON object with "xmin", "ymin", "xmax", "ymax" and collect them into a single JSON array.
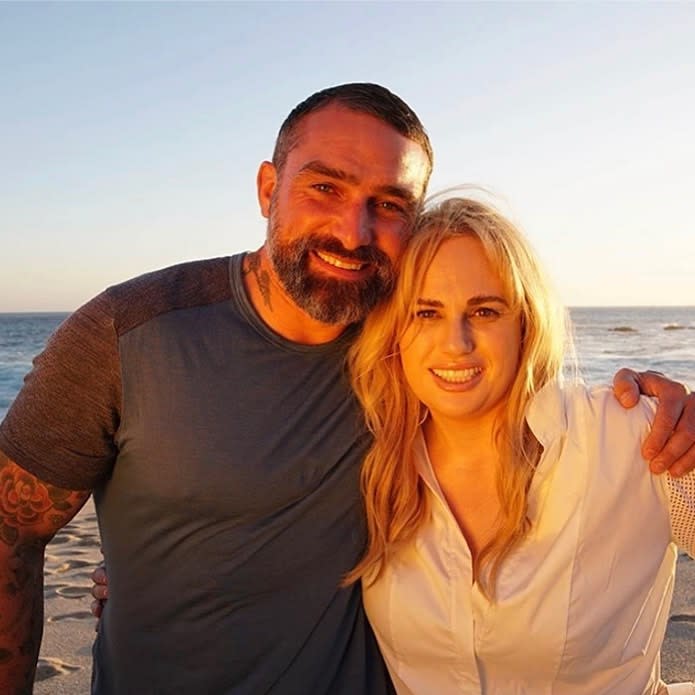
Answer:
[{"xmin": 613, "ymin": 368, "xmax": 695, "ymax": 476}]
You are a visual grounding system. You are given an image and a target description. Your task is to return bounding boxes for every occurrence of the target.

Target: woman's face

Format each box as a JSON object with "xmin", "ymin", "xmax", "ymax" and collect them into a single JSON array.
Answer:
[{"xmin": 399, "ymin": 235, "xmax": 522, "ymax": 428}]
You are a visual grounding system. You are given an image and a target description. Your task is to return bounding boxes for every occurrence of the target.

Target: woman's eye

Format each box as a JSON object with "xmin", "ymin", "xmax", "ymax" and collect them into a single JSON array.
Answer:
[
  {"xmin": 471, "ymin": 307, "xmax": 500, "ymax": 320},
  {"xmin": 414, "ymin": 309, "xmax": 438, "ymax": 319}
]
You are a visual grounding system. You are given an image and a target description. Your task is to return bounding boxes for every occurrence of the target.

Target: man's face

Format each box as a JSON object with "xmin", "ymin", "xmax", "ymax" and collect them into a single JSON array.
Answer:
[{"xmin": 258, "ymin": 104, "xmax": 431, "ymax": 325}]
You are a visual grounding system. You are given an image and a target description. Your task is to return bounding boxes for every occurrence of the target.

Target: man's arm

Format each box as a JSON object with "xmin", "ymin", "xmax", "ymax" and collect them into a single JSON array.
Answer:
[
  {"xmin": 0, "ymin": 450, "xmax": 90, "ymax": 694},
  {"xmin": 613, "ymin": 369, "xmax": 695, "ymax": 476}
]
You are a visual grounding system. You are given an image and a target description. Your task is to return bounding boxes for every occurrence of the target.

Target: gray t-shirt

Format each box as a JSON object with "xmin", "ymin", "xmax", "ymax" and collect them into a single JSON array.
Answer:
[{"xmin": 0, "ymin": 254, "xmax": 392, "ymax": 695}]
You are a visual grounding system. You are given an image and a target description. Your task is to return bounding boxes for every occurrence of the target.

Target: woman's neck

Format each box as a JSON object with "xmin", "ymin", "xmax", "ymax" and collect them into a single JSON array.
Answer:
[
  {"xmin": 423, "ymin": 411, "xmax": 500, "ymax": 475},
  {"xmin": 422, "ymin": 413, "xmax": 503, "ymax": 566}
]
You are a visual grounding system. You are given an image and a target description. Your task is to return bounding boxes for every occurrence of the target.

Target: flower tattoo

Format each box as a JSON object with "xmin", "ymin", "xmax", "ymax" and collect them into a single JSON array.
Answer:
[{"xmin": 0, "ymin": 469, "xmax": 72, "ymax": 545}]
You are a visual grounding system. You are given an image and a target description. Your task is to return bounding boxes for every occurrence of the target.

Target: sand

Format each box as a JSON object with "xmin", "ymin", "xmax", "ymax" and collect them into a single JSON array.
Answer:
[
  {"xmin": 35, "ymin": 498, "xmax": 99, "ymax": 694},
  {"xmin": 34, "ymin": 499, "xmax": 694, "ymax": 694}
]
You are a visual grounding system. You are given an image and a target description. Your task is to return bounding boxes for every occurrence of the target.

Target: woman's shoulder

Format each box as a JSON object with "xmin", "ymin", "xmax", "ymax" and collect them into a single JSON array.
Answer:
[
  {"xmin": 567, "ymin": 381, "xmax": 656, "ymax": 432},
  {"xmin": 527, "ymin": 380, "xmax": 656, "ymax": 456}
]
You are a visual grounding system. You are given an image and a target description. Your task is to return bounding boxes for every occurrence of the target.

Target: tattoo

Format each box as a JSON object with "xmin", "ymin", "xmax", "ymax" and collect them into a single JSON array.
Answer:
[
  {"xmin": 243, "ymin": 251, "xmax": 273, "ymax": 312},
  {"xmin": 0, "ymin": 465, "xmax": 82, "ymax": 547},
  {"xmin": 0, "ymin": 456, "xmax": 88, "ymax": 693},
  {"xmin": 0, "ymin": 540, "xmax": 44, "ymax": 694},
  {"xmin": 242, "ymin": 251, "xmax": 258, "ymax": 276}
]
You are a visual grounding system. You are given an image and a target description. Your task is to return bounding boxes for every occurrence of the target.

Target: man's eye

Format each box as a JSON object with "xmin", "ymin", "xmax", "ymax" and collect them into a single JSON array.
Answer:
[
  {"xmin": 377, "ymin": 201, "xmax": 404, "ymax": 214},
  {"xmin": 312, "ymin": 183, "xmax": 334, "ymax": 193}
]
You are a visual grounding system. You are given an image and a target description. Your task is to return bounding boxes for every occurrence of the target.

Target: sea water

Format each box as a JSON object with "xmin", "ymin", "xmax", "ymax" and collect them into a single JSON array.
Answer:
[
  {"xmin": 571, "ymin": 306, "xmax": 695, "ymax": 387},
  {"xmin": 2, "ymin": 308, "xmax": 694, "ymax": 683},
  {"xmin": 1, "ymin": 307, "xmax": 693, "ymax": 420}
]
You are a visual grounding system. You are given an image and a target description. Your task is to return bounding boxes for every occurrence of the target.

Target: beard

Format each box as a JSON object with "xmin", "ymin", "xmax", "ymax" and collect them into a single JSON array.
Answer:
[{"xmin": 267, "ymin": 218, "xmax": 396, "ymax": 325}]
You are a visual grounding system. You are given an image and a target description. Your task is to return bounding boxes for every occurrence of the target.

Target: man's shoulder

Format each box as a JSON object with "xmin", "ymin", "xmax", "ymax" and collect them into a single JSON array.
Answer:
[{"xmin": 82, "ymin": 256, "xmax": 237, "ymax": 338}]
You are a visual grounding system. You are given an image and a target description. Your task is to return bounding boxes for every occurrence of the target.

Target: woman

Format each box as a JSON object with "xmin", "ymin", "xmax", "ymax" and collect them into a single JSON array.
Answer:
[{"xmin": 345, "ymin": 195, "xmax": 695, "ymax": 694}]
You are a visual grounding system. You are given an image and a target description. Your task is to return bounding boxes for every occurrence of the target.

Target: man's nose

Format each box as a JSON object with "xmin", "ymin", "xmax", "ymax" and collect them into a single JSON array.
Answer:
[{"xmin": 334, "ymin": 202, "xmax": 373, "ymax": 250}]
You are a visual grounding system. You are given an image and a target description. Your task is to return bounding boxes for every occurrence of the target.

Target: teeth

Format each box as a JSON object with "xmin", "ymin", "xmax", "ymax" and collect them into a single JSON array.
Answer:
[
  {"xmin": 316, "ymin": 251, "xmax": 364, "ymax": 271},
  {"xmin": 431, "ymin": 367, "xmax": 481, "ymax": 383}
]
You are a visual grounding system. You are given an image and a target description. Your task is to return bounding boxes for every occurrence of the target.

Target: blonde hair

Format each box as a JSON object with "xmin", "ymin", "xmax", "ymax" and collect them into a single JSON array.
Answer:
[{"xmin": 345, "ymin": 193, "xmax": 574, "ymax": 598}]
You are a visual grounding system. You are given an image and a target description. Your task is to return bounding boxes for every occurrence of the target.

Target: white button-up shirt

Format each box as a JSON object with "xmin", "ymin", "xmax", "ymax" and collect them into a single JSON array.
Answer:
[{"xmin": 363, "ymin": 383, "xmax": 695, "ymax": 695}]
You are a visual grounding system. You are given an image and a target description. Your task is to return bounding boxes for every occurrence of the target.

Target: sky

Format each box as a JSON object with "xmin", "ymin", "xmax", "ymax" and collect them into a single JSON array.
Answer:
[{"xmin": 1, "ymin": 1, "xmax": 693, "ymax": 312}]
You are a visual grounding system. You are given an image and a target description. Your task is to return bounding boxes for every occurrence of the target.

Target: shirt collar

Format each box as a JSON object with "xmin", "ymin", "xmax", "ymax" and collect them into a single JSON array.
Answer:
[
  {"xmin": 414, "ymin": 379, "xmax": 572, "ymax": 479},
  {"xmin": 524, "ymin": 379, "xmax": 570, "ymax": 448}
]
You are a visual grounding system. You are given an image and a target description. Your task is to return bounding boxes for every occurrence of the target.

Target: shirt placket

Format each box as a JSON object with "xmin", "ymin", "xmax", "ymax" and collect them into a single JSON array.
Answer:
[{"xmin": 428, "ymin": 481, "xmax": 485, "ymax": 694}]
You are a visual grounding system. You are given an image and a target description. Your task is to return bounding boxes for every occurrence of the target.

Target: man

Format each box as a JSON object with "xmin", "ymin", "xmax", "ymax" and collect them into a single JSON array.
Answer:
[{"xmin": 0, "ymin": 83, "xmax": 693, "ymax": 695}]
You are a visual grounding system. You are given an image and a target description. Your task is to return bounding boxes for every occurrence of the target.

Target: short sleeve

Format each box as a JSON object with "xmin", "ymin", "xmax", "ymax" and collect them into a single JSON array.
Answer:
[
  {"xmin": 666, "ymin": 472, "xmax": 695, "ymax": 558},
  {"xmin": 629, "ymin": 394, "xmax": 695, "ymax": 557},
  {"xmin": 0, "ymin": 290, "xmax": 122, "ymax": 489},
  {"xmin": 579, "ymin": 387, "xmax": 695, "ymax": 558}
]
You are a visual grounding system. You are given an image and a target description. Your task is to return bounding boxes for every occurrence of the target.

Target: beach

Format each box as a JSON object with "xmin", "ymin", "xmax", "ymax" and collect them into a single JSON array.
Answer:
[
  {"xmin": 0, "ymin": 309, "xmax": 690, "ymax": 691},
  {"xmin": 33, "ymin": 497, "xmax": 695, "ymax": 693},
  {"xmin": 35, "ymin": 498, "xmax": 99, "ymax": 695}
]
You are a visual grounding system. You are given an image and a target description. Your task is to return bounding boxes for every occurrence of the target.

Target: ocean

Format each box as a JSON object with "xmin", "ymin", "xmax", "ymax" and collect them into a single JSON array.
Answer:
[
  {"xmin": 571, "ymin": 306, "xmax": 695, "ymax": 387},
  {"xmin": 1, "ymin": 307, "xmax": 694, "ymax": 420},
  {"xmin": 2, "ymin": 308, "xmax": 694, "ymax": 686},
  {"xmin": 0, "ymin": 312, "xmax": 68, "ymax": 419}
]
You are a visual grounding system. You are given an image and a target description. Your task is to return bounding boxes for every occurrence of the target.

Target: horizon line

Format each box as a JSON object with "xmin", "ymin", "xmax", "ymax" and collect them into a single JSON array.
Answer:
[{"xmin": 1, "ymin": 305, "xmax": 694, "ymax": 316}]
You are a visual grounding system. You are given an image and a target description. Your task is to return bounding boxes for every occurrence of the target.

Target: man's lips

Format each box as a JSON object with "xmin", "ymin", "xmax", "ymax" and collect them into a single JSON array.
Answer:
[{"xmin": 313, "ymin": 250, "xmax": 368, "ymax": 273}]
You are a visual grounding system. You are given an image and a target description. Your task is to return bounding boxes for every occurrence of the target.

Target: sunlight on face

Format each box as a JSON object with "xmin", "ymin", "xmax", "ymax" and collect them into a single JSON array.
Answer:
[
  {"xmin": 263, "ymin": 105, "xmax": 430, "ymax": 324},
  {"xmin": 399, "ymin": 236, "xmax": 522, "ymax": 428}
]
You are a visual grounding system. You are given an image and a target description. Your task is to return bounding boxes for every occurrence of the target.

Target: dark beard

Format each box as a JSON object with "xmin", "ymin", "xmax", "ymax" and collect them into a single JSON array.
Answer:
[{"xmin": 268, "ymin": 229, "xmax": 396, "ymax": 325}]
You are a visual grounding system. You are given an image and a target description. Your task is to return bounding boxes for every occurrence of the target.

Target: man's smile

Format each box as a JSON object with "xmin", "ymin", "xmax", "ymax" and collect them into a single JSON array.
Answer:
[{"xmin": 314, "ymin": 250, "xmax": 368, "ymax": 273}]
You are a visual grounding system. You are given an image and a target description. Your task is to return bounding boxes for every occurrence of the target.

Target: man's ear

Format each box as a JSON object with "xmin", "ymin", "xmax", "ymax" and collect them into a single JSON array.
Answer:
[{"xmin": 257, "ymin": 161, "xmax": 277, "ymax": 219}]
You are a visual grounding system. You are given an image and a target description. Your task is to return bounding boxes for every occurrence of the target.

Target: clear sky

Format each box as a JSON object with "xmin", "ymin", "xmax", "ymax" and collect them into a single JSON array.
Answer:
[{"xmin": 1, "ymin": 1, "xmax": 693, "ymax": 311}]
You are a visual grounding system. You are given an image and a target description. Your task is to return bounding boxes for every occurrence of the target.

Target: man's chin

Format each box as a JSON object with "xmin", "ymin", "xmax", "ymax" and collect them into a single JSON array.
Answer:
[
  {"xmin": 278, "ymin": 267, "xmax": 389, "ymax": 325},
  {"xmin": 297, "ymin": 292, "xmax": 371, "ymax": 326}
]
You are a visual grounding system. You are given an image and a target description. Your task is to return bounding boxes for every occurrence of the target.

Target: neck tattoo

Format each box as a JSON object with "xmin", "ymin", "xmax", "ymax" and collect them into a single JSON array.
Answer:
[{"xmin": 244, "ymin": 252, "xmax": 273, "ymax": 312}]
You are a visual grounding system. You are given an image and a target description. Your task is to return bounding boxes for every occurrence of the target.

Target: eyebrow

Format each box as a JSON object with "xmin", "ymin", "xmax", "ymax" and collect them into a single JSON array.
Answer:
[
  {"xmin": 299, "ymin": 160, "xmax": 419, "ymax": 207},
  {"xmin": 415, "ymin": 298, "xmax": 444, "ymax": 308},
  {"xmin": 415, "ymin": 295, "xmax": 510, "ymax": 308},
  {"xmin": 468, "ymin": 295, "xmax": 510, "ymax": 307}
]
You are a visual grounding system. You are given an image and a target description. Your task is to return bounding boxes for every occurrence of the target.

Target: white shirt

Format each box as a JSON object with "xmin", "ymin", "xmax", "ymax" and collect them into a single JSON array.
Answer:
[{"xmin": 363, "ymin": 383, "xmax": 695, "ymax": 695}]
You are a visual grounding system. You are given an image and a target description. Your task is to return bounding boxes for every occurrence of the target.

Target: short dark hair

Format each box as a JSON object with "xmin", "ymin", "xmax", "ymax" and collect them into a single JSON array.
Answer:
[{"xmin": 272, "ymin": 83, "xmax": 434, "ymax": 184}]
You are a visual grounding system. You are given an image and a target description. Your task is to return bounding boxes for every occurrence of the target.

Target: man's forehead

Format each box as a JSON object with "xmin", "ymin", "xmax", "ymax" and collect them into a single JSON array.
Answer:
[
  {"xmin": 286, "ymin": 106, "xmax": 429, "ymax": 193},
  {"xmin": 294, "ymin": 105, "xmax": 426, "ymax": 154}
]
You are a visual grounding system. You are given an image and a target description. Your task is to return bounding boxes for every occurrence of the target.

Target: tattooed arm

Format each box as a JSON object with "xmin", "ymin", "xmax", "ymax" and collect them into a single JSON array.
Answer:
[{"xmin": 0, "ymin": 450, "xmax": 90, "ymax": 695}]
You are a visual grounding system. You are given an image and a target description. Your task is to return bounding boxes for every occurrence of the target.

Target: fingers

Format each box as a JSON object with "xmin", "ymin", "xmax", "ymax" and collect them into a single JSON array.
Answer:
[
  {"xmin": 91, "ymin": 564, "xmax": 107, "ymax": 585},
  {"xmin": 649, "ymin": 392, "xmax": 695, "ymax": 477},
  {"xmin": 636, "ymin": 373, "xmax": 689, "ymax": 466},
  {"xmin": 91, "ymin": 563, "xmax": 108, "ymax": 604},
  {"xmin": 91, "ymin": 566, "xmax": 108, "ymax": 598},
  {"xmin": 91, "ymin": 599, "xmax": 103, "ymax": 619},
  {"xmin": 91, "ymin": 582, "xmax": 108, "ymax": 601},
  {"xmin": 613, "ymin": 368, "xmax": 694, "ymax": 474},
  {"xmin": 90, "ymin": 560, "xmax": 107, "ymax": 629},
  {"xmin": 642, "ymin": 394, "xmax": 685, "ymax": 466},
  {"xmin": 612, "ymin": 368, "xmax": 641, "ymax": 408}
]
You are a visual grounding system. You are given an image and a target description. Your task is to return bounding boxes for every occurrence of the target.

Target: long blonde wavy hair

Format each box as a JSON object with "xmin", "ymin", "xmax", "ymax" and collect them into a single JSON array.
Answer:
[{"xmin": 344, "ymin": 193, "xmax": 574, "ymax": 598}]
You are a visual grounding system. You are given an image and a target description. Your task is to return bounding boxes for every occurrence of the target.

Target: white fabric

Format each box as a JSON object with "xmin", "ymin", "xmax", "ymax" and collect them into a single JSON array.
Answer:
[
  {"xmin": 664, "ymin": 684, "xmax": 695, "ymax": 695},
  {"xmin": 363, "ymin": 382, "xmax": 695, "ymax": 695}
]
